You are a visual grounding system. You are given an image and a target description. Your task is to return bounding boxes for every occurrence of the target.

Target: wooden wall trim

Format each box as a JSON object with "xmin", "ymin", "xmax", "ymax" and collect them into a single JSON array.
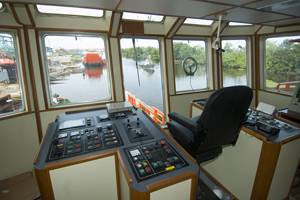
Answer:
[
  {"xmin": 254, "ymin": 35, "xmax": 260, "ymax": 107},
  {"xmin": 25, "ymin": 4, "xmax": 35, "ymax": 27},
  {"xmin": 23, "ymin": 27, "xmax": 43, "ymax": 142},
  {"xmin": 39, "ymin": 101, "xmax": 108, "ymax": 112},
  {"xmin": 171, "ymin": 90, "xmax": 214, "ymax": 97},
  {"xmin": 258, "ymin": 89, "xmax": 293, "ymax": 97},
  {"xmin": 0, "ymin": 111, "xmax": 35, "ymax": 121},
  {"xmin": 170, "ymin": 39, "xmax": 176, "ymax": 96},
  {"xmin": 8, "ymin": 3, "xmax": 24, "ymax": 26},
  {"xmin": 163, "ymin": 38, "xmax": 171, "ymax": 114},
  {"xmin": 17, "ymin": 28, "xmax": 32, "ymax": 112},
  {"xmin": 117, "ymin": 37, "xmax": 126, "ymax": 101},
  {"xmin": 34, "ymin": 29, "xmax": 48, "ymax": 109},
  {"xmin": 251, "ymin": 142, "xmax": 281, "ymax": 199},
  {"xmin": 35, "ymin": 27, "xmax": 109, "ymax": 33},
  {"xmin": 107, "ymin": 37, "xmax": 117, "ymax": 101},
  {"xmin": 166, "ymin": 17, "xmax": 185, "ymax": 38}
]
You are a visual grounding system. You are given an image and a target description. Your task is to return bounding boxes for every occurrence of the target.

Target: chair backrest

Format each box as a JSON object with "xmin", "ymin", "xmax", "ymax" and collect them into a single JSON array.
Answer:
[{"xmin": 196, "ymin": 86, "xmax": 253, "ymax": 152}]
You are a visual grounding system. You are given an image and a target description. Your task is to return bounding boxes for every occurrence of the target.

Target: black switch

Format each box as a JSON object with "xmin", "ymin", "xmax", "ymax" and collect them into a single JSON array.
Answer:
[{"xmin": 97, "ymin": 126, "xmax": 102, "ymax": 132}]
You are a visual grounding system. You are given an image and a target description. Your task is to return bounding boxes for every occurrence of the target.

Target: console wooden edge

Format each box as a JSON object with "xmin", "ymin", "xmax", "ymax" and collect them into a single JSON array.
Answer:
[
  {"xmin": 251, "ymin": 142, "xmax": 281, "ymax": 200},
  {"xmin": 34, "ymin": 135, "xmax": 198, "ymax": 200}
]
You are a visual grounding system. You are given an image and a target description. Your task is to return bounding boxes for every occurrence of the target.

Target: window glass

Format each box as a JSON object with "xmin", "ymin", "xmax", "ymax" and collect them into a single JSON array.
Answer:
[
  {"xmin": 0, "ymin": 32, "xmax": 25, "ymax": 116},
  {"xmin": 264, "ymin": 35, "xmax": 300, "ymax": 94},
  {"xmin": 122, "ymin": 12, "xmax": 163, "ymax": 22},
  {"xmin": 172, "ymin": 40, "xmax": 208, "ymax": 92},
  {"xmin": 120, "ymin": 38, "xmax": 164, "ymax": 111},
  {"xmin": 184, "ymin": 18, "xmax": 213, "ymax": 26},
  {"xmin": 229, "ymin": 22, "xmax": 252, "ymax": 26},
  {"xmin": 36, "ymin": 5, "xmax": 104, "ymax": 17},
  {"xmin": 42, "ymin": 34, "xmax": 111, "ymax": 107},
  {"xmin": 222, "ymin": 39, "xmax": 249, "ymax": 87}
]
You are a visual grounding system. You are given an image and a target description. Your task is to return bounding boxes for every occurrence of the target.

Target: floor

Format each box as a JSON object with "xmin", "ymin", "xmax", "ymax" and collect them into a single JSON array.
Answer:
[
  {"xmin": 2, "ymin": 170, "xmax": 299, "ymax": 200},
  {"xmin": 0, "ymin": 172, "xmax": 40, "ymax": 200},
  {"xmin": 197, "ymin": 170, "xmax": 233, "ymax": 200}
]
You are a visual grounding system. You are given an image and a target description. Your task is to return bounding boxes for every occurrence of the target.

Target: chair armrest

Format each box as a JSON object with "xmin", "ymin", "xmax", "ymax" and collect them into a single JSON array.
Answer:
[{"xmin": 168, "ymin": 112, "xmax": 198, "ymax": 132}]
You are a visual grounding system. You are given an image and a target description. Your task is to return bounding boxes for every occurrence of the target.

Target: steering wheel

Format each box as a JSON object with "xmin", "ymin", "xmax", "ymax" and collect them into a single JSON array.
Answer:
[{"xmin": 182, "ymin": 57, "xmax": 198, "ymax": 76}]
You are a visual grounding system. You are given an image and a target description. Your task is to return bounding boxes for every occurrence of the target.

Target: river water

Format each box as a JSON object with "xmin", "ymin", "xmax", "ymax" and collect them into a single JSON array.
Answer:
[{"xmin": 50, "ymin": 58, "xmax": 246, "ymax": 110}]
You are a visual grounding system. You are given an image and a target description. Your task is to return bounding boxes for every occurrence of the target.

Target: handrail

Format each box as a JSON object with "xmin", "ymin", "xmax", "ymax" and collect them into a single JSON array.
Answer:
[
  {"xmin": 126, "ymin": 91, "xmax": 165, "ymax": 125},
  {"xmin": 276, "ymin": 81, "xmax": 300, "ymax": 91}
]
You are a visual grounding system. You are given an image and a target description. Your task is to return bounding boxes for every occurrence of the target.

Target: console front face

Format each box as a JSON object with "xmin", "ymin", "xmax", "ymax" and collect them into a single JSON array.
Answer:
[
  {"xmin": 48, "ymin": 117, "xmax": 123, "ymax": 161},
  {"xmin": 126, "ymin": 139, "xmax": 188, "ymax": 181}
]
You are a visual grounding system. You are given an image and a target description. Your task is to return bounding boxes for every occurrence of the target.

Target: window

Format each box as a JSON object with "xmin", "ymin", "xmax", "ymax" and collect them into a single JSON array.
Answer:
[
  {"xmin": 0, "ymin": 32, "xmax": 25, "ymax": 117},
  {"xmin": 222, "ymin": 39, "xmax": 250, "ymax": 87},
  {"xmin": 41, "ymin": 33, "xmax": 112, "ymax": 107},
  {"xmin": 229, "ymin": 22, "xmax": 252, "ymax": 26},
  {"xmin": 0, "ymin": 2, "xmax": 3, "ymax": 10},
  {"xmin": 172, "ymin": 39, "xmax": 209, "ymax": 92},
  {"xmin": 263, "ymin": 35, "xmax": 300, "ymax": 94},
  {"xmin": 184, "ymin": 18, "xmax": 213, "ymax": 26},
  {"xmin": 120, "ymin": 38, "xmax": 164, "ymax": 111},
  {"xmin": 122, "ymin": 12, "xmax": 164, "ymax": 22},
  {"xmin": 36, "ymin": 5, "xmax": 104, "ymax": 17}
]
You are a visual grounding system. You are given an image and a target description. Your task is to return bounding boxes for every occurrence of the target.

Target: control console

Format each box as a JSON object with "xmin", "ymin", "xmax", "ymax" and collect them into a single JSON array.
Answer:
[
  {"xmin": 124, "ymin": 117, "xmax": 154, "ymax": 143},
  {"xmin": 125, "ymin": 139, "xmax": 188, "ymax": 181},
  {"xmin": 245, "ymin": 110, "xmax": 293, "ymax": 136},
  {"xmin": 48, "ymin": 117, "xmax": 123, "ymax": 161}
]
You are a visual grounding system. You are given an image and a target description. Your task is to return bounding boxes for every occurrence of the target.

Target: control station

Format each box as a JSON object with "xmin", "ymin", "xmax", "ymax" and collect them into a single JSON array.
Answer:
[{"xmin": 34, "ymin": 102, "xmax": 199, "ymax": 200}]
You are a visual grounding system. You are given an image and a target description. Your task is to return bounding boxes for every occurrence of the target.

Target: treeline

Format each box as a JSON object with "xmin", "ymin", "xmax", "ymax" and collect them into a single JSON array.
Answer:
[
  {"xmin": 173, "ymin": 43, "xmax": 206, "ymax": 66},
  {"xmin": 121, "ymin": 47, "xmax": 160, "ymax": 63},
  {"xmin": 222, "ymin": 43, "xmax": 246, "ymax": 70},
  {"xmin": 121, "ymin": 39, "xmax": 300, "ymax": 84},
  {"xmin": 265, "ymin": 39, "xmax": 300, "ymax": 83}
]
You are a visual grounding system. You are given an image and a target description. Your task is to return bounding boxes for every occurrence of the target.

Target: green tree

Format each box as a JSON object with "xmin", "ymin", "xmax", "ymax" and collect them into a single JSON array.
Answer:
[{"xmin": 265, "ymin": 39, "xmax": 300, "ymax": 84}]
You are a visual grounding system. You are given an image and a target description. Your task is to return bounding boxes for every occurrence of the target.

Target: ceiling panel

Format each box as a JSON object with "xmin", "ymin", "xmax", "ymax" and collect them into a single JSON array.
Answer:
[
  {"xmin": 245, "ymin": 0, "xmax": 300, "ymax": 17},
  {"xmin": 262, "ymin": 17, "xmax": 300, "ymax": 26},
  {"xmin": 2, "ymin": 0, "xmax": 119, "ymax": 10},
  {"xmin": 205, "ymin": 7, "xmax": 291, "ymax": 24},
  {"xmin": 118, "ymin": 0, "xmax": 232, "ymax": 18},
  {"xmin": 202, "ymin": 0, "xmax": 259, "ymax": 6}
]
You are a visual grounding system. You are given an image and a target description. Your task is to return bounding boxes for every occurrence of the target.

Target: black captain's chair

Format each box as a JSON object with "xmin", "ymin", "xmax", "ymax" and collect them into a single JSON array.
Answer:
[{"xmin": 167, "ymin": 86, "xmax": 253, "ymax": 163}]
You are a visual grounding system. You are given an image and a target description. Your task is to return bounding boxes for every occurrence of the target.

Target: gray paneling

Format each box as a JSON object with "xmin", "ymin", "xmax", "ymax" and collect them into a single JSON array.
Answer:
[
  {"xmin": 206, "ymin": 7, "xmax": 291, "ymax": 24},
  {"xmin": 246, "ymin": 0, "xmax": 300, "ymax": 17},
  {"xmin": 118, "ymin": 0, "xmax": 231, "ymax": 18},
  {"xmin": 262, "ymin": 17, "xmax": 300, "ymax": 26},
  {"xmin": 2, "ymin": 0, "xmax": 119, "ymax": 10},
  {"xmin": 204, "ymin": 0, "xmax": 258, "ymax": 6}
]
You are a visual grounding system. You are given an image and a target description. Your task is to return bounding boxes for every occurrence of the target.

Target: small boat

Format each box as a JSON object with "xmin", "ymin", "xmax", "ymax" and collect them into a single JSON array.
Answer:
[
  {"xmin": 142, "ymin": 68, "xmax": 155, "ymax": 74},
  {"xmin": 139, "ymin": 59, "xmax": 155, "ymax": 68}
]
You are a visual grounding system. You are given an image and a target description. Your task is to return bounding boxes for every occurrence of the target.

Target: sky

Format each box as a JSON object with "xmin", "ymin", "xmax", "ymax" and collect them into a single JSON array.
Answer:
[
  {"xmin": 120, "ymin": 38, "xmax": 159, "ymax": 49},
  {"xmin": 45, "ymin": 35, "xmax": 105, "ymax": 50},
  {"xmin": 222, "ymin": 40, "xmax": 246, "ymax": 49},
  {"xmin": 267, "ymin": 35, "xmax": 300, "ymax": 44},
  {"xmin": 173, "ymin": 40, "xmax": 206, "ymax": 47}
]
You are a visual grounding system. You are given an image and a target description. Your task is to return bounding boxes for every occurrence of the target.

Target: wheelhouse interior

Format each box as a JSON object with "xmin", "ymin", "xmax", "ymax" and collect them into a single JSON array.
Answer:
[{"xmin": 0, "ymin": 0, "xmax": 300, "ymax": 200}]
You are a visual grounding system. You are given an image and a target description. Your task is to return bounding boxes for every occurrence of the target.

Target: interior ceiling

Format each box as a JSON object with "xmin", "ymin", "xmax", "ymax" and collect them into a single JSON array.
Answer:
[{"xmin": 3, "ymin": 0, "xmax": 300, "ymax": 26}]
